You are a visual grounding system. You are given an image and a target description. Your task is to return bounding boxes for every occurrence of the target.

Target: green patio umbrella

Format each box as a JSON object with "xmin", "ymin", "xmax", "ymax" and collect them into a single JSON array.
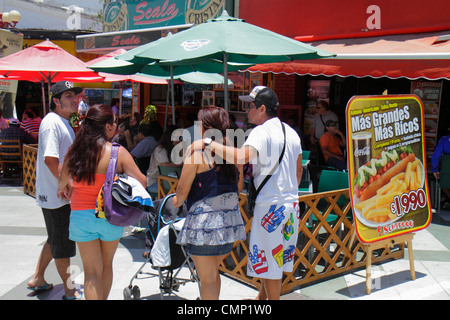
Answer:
[
  {"xmin": 89, "ymin": 32, "xmax": 251, "ymax": 122},
  {"xmin": 114, "ymin": 10, "xmax": 334, "ymax": 110},
  {"xmin": 90, "ymin": 51, "xmax": 244, "ymax": 124}
]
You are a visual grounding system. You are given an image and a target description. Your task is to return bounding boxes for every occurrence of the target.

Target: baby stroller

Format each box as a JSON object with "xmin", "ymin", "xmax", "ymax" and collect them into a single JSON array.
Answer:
[{"xmin": 123, "ymin": 193, "xmax": 200, "ymax": 300}]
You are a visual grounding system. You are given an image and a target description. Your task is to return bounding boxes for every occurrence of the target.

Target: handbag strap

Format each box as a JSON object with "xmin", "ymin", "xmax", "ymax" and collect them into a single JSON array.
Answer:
[
  {"xmin": 104, "ymin": 143, "xmax": 120, "ymax": 193},
  {"xmin": 254, "ymin": 120, "xmax": 286, "ymax": 196}
]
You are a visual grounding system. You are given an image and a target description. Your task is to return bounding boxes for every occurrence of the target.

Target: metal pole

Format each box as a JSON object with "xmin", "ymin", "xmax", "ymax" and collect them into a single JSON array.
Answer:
[
  {"xmin": 41, "ymin": 79, "xmax": 46, "ymax": 116},
  {"xmin": 171, "ymin": 65, "xmax": 175, "ymax": 125},
  {"xmin": 164, "ymin": 79, "xmax": 169, "ymax": 129},
  {"xmin": 119, "ymin": 81, "xmax": 123, "ymax": 118},
  {"xmin": 224, "ymin": 52, "xmax": 229, "ymax": 111}
]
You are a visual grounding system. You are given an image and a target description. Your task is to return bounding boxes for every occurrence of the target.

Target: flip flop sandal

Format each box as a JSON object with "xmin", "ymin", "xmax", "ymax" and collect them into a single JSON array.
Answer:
[
  {"xmin": 62, "ymin": 295, "xmax": 81, "ymax": 300},
  {"xmin": 27, "ymin": 282, "xmax": 53, "ymax": 293}
]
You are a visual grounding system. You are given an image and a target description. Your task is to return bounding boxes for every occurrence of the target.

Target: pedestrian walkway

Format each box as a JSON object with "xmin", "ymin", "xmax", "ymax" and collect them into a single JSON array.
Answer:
[{"xmin": 1, "ymin": 184, "xmax": 449, "ymax": 300}]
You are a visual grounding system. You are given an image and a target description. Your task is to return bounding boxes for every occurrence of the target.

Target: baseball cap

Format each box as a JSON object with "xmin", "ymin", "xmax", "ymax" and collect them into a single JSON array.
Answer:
[
  {"xmin": 49, "ymin": 81, "xmax": 83, "ymax": 100},
  {"xmin": 239, "ymin": 86, "xmax": 280, "ymax": 111},
  {"xmin": 8, "ymin": 118, "xmax": 20, "ymax": 125}
]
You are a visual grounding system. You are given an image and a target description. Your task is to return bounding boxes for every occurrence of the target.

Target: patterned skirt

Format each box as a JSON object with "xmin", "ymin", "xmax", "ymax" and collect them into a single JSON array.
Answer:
[{"xmin": 176, "ymin": 192, "xmax": 246, "ymax": 246}]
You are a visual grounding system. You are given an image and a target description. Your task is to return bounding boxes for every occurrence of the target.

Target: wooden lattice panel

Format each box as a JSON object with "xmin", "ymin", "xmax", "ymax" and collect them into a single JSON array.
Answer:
[
  {"xmin": 220, "ymin": 189, "xmax": 405, "ymax": 294},
  {"xmin": 157, "ymin": 177, "xmax": 406, "ymax": 294},
  {"xmin": 22, "ymin": 144, "xmax": 38, "ymax": 197}
]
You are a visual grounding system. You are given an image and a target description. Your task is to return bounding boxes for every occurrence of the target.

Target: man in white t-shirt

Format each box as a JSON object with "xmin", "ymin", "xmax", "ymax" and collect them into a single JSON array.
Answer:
[
  {"xmin": 190, "ymin": 86, "xmax": 303, "ymax": 300},
  {"xmin": 78, "ymin": 94, "xmax": 90, "ymax": 114},
  {"xmin": 310, "ymin": 100, "xmax": 339, "ymax": 144},
  {"xmin": 28, "ymin": 81, "xmax": 82, "ymax": 300}
]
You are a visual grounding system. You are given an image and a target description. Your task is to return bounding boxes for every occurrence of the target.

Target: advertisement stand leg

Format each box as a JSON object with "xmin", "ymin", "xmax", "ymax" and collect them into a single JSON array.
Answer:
[{"xmin": 364, "ymin": 233, "xmax": 416, "ymax": 294}]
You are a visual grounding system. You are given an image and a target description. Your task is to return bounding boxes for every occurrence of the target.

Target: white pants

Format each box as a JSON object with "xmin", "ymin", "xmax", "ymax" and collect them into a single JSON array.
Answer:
[{"xmin": 247, "ymin": 201, "xmax": 300, "ymax": 279}]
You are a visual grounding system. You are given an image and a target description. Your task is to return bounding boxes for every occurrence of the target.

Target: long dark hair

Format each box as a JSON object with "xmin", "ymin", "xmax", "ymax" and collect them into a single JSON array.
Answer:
[
  {"xmin": 65, "ymin": 104, "xmax": 114, "ymax": 184},
  {"xmin": 197, "ymin": 106, "xmax": 237, "ymax": 183},
  {"xmin": 159, "ymin": 124, "xmax": 178, "ymax": 159}
]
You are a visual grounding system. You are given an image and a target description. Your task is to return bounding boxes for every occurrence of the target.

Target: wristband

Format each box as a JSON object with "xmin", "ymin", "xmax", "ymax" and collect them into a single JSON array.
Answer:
[{"xmin": 204, "ymin": 137, "xmax": 212, "ymax": 148}]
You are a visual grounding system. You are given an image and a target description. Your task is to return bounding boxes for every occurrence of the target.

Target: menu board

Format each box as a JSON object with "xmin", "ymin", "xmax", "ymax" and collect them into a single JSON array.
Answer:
[
  {"xmin": 346, "ymin": 95, "xmax": 432, "ymax": 243},
  {"xmin": 411, "ymin": 80, "xmax": 443, "ymax": 157}
]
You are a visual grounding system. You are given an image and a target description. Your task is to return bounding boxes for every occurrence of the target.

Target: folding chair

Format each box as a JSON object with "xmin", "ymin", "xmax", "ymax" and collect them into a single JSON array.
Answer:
[{"xmin": 157, "ymin": 165, "xmax": 182, "ymax": 199}]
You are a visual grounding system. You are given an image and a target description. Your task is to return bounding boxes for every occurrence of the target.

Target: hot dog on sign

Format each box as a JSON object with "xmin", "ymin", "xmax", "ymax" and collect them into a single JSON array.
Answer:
[{"xmin": 346, "ymin": 95, "xmax": 431, "ymax": 244}]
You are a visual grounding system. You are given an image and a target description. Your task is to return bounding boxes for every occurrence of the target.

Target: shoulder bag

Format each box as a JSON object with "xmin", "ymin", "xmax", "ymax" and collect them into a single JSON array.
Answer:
[{"xmin": 101, "ymin": 143, "xmax": 152, "ymax": 227}]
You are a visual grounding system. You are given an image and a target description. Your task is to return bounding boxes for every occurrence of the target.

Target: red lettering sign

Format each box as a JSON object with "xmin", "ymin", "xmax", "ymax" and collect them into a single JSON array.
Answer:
[
  {"xmin": 111, "ymin": 35, "xmax": 141, "ymax": 47},
  {"xmin": 133, "ymin": 0, "xmax": 179, "ymax": 25}
]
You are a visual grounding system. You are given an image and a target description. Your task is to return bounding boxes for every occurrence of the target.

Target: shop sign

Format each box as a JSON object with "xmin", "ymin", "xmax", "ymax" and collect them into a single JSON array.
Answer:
[
  {"xmin": 0, "ymin": 30, "xmax": 23, "ymax": 118},
  {"xmin": 346, "ymin": 95, "xmax": 432, "ymax": 243},
  {"xmin": 103, "ymin": 0, "xmax": 225, "ymax": 32}
]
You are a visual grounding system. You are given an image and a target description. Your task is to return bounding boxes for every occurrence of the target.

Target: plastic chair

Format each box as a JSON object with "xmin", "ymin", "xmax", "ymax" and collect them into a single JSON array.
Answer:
[
  {"xmin": 158, "ymin": 165, "xmax": 182, "ymax": 179},
  {"xmin": 315, "ymin": 170, "xmax": 349, "ymax": 222},
  {"xmin": 317, "ymin": 170, "xmax": 349, "ymax": 193},
  {"xmin": 302, "ymin": 150, "xmax": 310, "ymax": 160},
  {"xmin": 437, "ymin": 154, "xmax": 450, "ymax": 213},
  {"xmin": 308, "ymin": 163, "xmax": 336, "ymax": 193},
  {"xmin": 157, "ymin": 165, "xmax": 182, "ymax": 199}
]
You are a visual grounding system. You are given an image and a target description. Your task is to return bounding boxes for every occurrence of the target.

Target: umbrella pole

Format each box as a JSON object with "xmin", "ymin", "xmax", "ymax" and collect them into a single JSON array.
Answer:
[
  {"xmin": 46, "ymin": 73, "xmax": 54, "ymax": 116},
  {"xmin": 224, "ymin": 52, "xmax": 229, "ymax": 111},
  {"xmin": 171, "ymin": 65, "xmax": 175, "ymax": 126},
  {"xmin": 164, "ymin": 80, "xmax": 169, "ymax": 130},
  {"xmin": 47, "ymin": 80, "xmax": 52, "ymax": 115},
  {"xmin": 41, "ymin": 79, "xmax": 46, "ymax": 116},
  {"xmin": 119, "ymin": 81, "xmax": 123, "ymax": 118}
]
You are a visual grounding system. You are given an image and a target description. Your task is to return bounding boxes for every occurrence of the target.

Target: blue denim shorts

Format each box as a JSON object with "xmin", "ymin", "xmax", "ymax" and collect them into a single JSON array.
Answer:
[
  {"xmin": 185, "ymin": 242, "xmax": 234, "ymax": 256},
  {"xmin": 70, "ymin": 209, "xmax": 124, "ymax": 242}
]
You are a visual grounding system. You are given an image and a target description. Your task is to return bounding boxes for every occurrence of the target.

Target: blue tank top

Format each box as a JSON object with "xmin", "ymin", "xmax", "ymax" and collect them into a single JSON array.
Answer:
[{"xmin": 186, "ymin": 166, "xmax": 238, "ymax": 211}]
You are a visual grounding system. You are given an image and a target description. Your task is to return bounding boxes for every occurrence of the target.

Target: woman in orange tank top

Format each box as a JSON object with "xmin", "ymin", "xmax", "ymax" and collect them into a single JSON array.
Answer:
[{"xmin": 57, "ymin": 104, "xmax": 146, "ymax": 300}]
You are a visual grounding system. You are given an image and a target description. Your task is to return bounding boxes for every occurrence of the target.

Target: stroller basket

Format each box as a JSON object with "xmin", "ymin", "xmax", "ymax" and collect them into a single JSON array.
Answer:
[{"xmin": 123, "ymin": 194, "xmax": 200, "ymax": 300}]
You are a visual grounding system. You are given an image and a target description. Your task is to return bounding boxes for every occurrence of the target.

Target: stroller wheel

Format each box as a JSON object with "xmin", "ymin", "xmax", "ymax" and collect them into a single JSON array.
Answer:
[
  {"xmin": 123, "ymin": 286, "xmax": 132, "ymax": 300},
  {"xmin": 172, "ymin": 279, "xmax": 180, "ymax": 291},
  {"xmin": 123, "ymin": 285, "xmax": 141, "ymax": 300},
  {"xmin": 132, "ymin": 285, "xmax": 141, "ymax": 300}
]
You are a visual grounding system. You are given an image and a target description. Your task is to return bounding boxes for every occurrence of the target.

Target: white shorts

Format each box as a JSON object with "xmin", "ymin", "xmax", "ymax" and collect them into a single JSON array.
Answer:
[{"xmin": 247, "ymin": 201, "xmax": 300, "ymax": 280}]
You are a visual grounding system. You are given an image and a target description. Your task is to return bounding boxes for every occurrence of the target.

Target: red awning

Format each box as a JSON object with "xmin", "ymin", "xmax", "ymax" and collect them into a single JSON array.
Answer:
[{"xmin": 247, "ymin": 32, "xmax": 450, "ymax": 80}]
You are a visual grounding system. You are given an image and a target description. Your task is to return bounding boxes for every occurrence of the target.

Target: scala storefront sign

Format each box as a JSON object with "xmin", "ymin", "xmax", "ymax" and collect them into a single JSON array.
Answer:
[
  {"xmin": 76, "ymin": 24, "xmax": 191, "ymax": 53},
  {"xmin": 346, "ymin": 95, "xmax": 432, "ymax": 244},
  {"xmin": 111, "ymin": 34, "xmax": 141, "ymax": 47},
  {"xmin": 77, "ymin": 0, "xmax": 225, "ymax": 53},
  {"xmin": 103, "ymin": 0, "xmax": 225, "ymax": 32}
]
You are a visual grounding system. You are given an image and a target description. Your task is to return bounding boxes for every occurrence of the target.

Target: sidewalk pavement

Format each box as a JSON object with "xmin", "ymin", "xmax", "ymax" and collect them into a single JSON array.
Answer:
[{"xmin": 1, "ymin": 184, "xmax": 449, "ymax": 301}]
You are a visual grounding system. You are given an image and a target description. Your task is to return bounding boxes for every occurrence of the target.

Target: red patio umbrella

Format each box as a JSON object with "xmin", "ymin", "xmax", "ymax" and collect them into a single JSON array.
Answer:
[{"xmin": 0, "ymin": 40, "xmax": 103, "ymax": 115}]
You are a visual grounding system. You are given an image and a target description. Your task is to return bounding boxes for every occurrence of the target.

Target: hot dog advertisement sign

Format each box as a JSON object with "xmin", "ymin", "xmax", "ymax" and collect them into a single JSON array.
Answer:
[{"xmin": 346, "ymin": 95, "xmax": 432, "ymax": 243}]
